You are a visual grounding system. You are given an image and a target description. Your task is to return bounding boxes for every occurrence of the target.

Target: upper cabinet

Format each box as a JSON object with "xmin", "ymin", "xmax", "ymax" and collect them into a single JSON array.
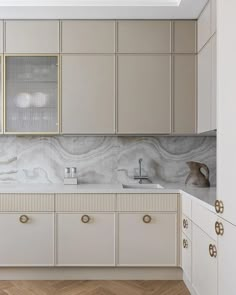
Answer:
[
  {"xmin": 62, "ymin": 55, "xmax": 115, "ymax": 134},
  {"xmin": 117, "ymin": 55, "xmax": 171, "ymax": 134},
  {"xmin": 173, "ymin": 21, "xmax": 196, "ymax": 53},
  {"xmin": 61, "ymin": 21, "xmax": 115, "ymax": 53},
  {"xmin": 5, "ymin": 21, "xmax": 59, "ymax": 53},
  {"xmin": 117, "ymin": 21, "xmax": 171, "ymax": 53},
  {"xmin": 0, "ymin": 21, "xmax": 3, "ymax": 53},
  {"xmin": 4, "ymin": 55, "xmax": 59, "ymax": 134},
  {"xmin": 173, "ymin": 55, "xmax": 196, "ymax": 134}
]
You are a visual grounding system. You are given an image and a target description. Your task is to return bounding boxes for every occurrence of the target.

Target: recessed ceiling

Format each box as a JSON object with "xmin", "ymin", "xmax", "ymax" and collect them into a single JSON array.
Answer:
[
  {"xmin": 0, "ymin": 0, "xmax": 208, "ymax": 19},
  {"xmin": 0, "ymin": 0, "xmax": 183, "ymax": 6}
]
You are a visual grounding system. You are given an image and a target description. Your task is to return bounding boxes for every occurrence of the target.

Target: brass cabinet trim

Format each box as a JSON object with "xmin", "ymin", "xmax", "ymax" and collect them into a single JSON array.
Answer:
[
  {"xmin": 19, "ymin": 214, "xmax": 29, "ymax": 224},
  {"xmin": 215, "ymin": 221, "xmax": 224, "ymax": 236},
  {"xmin": 209, "ymin": 244, "xmax": 217, "ymax": 258},
  {"xmin": 143, "ymin": 214, "xmax": 152, "ymax": 224},
  {"xmin": 215, "ymin": 200, "xmax": 224, "ymax": 214}
]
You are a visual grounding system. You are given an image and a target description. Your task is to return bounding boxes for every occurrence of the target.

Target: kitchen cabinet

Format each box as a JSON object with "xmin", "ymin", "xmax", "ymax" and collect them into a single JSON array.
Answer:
[
  {"xmin": 117, "ymin": 20, "xmax": 171, "ymax": 53},
  {"xmin": 61, "ymin": 20, "xmax": 115, "ymax": 53},
  {"xmin": 4, "ymin": 55, "xmax": 59, "ymax": 134},
  {"xmin": 173, "ymin": 54, "xmax": 196, "ymax": 133},
  {"xmin": 0, "ymin": 55, "xmax": 2, "ymax": 133},
  {"xmin": 198, "ymin": 39, "xmax": 213, "ymax": 133},
  {"xmin": 118, "ymin": 212, "xmax": 177, "ymax": 266},
  {"xmin": 62, "ymin": 55, "xmax": 115, "ymax": 134},
  {"xmin": 0, "ymin": 213, "xmax": 54, "ymax": 266},
  {"xmin": 181, "ymin": 233, "xmax": 191, "ymax": 283},
  {"xmin": 5, "ymin": 21, "xmax": 59, "ymax": 53},
  {"xmin": 217, "ymin": 218, "xmax": 236, "ymax": 295},
  {"xmin": 198, "ymin": 2, "xmax": 211, "ymax": 52},
  {"xmin": 117, "ymin": 55, "xmax": 171, "ymax": 134},
  {"xmin": 173, "ymin": 21, "xmax": 196, "ymax": 53},
  {"xmin": 56, "ymin": 213, "xmax": 115, "ymax": 266},
  {"xmin": 192, "ymin": 223, "xmax": 217, "ymax": 295},
  {"xmin": 217, "ymin": 0, "xmax": 236, "ymax": 225},
  {"xmin": 0, "ymin": 21, "xmax": 3, "ymax": 53}
]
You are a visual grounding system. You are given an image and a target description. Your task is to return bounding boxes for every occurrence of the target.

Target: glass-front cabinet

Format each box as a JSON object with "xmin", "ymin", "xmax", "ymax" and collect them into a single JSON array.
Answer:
[{"xmin": 4, "ymin": 55, "xmax": 59, "ymax": 134}]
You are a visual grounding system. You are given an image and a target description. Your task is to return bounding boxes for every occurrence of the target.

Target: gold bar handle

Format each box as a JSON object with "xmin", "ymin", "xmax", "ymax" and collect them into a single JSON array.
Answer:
[
  {"xmin": 215, "ymin": 221, "xmax": 224, "ymax": 236},
  {"xmin": 215, "ymin": 200, "xmax": 224, "ymax": 214},
  {"xmin": 209, "ymin": 244, "xmax": 217, "ymax": 258}
]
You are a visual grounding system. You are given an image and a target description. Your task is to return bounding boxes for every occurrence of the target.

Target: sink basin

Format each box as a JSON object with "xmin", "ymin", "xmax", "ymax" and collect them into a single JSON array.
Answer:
[{"xmin": 122, "ymin": 184, "xmax": 164, "ymax": 189}]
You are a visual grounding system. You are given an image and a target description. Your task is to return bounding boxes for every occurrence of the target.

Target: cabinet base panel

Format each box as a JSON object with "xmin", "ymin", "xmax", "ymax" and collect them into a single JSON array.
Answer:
[
  {"xmin": 183, "ymin": 273, "xmax": 196, "ymax": 295},
  {"xmin": 0, "ymin": 267, "xmax": 182, "ymax": 280}
]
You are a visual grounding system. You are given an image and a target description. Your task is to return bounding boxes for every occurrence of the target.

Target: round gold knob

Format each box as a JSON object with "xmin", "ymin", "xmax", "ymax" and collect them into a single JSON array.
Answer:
[
  {"xmin": 183, "ymin": 219, "xmax": 188, "ymax": 229},
  {"xmin": 215, "ymin": 221, "xmax": 224, "ymax": 236},
  {"xmin": 19, "ymin": 215, "xmax": 29, "ymax": 224},
  {"xmin": 143, "ymin": 215, "xmax": 152, "ymax": 224},
  {"xmin": 81, "ymin": 215, "xmax": 90, "ymax": 224},
  {"xmin": 183, "ymin": 239, "xmax": 188, "ymax": 249},
  {"xmin": 209, "ymin": 244, "xmax": 217, "ymax": 258},
  {"xmin": 215, "ymin": 200, "xmax": 224, "ymax": 214}
]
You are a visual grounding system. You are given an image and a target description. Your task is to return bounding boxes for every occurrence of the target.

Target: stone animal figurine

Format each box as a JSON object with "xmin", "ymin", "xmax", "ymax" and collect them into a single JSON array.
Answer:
[{"xmin": 185, "ymin": 161, "xmax": 210, "ymax": 188}]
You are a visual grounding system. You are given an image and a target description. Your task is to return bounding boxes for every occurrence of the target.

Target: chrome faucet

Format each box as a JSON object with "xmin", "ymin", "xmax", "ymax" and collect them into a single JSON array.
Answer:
[{"xmin": 134, "ymin": 158, "xmax": 149, "ymax": 184}]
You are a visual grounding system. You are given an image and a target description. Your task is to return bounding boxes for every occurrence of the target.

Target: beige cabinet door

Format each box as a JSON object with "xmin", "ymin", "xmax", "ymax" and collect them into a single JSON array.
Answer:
[
  {"xmin": 118, "ymin": 213, "xmax": 177, "ymax": 266},
  {"xmin": 173, "ymin": 55, "xmax": 196, "ymax": 133},
  {"xmin": 62, "ymin": 55, "xmax": 115, "ymax": 134},
  {"xmin": 192, "ymin": 224, "xmax": 217, "ymax": 295},
  {"xmin": 117, "ymin": 21, "xmax": 171, "ymax": 53},
  {"xmin": 56, "ymin": 213, "xmax": 115, "ymax": 266},
  {"xmin": 173, "ymin": 21, "xmax": 196, "ymax": 53},
  {"xmin": 0, "ymin": 213, "xmax": 54, "ymax": 266},
  {"xmin": 61, "ymin": 20, "xmax": 115, "ymax": 53},
  {"xmin": 117, "ymin": 55, "xmax": 171, "ymax": 134},
  {"xmin": 0, "ymin": 21, "xmax": 3, "ymax": 53},
  {"xmin": 198, "ymin": 2, "xmax": 211, "ymax": 51},
  {"xmin": 198, "ymin": 40, "xmax": 212, "ymax": 133},
  {"xmin": 5, "ymin": 21, "xmax": 59, "ymax": 53}
]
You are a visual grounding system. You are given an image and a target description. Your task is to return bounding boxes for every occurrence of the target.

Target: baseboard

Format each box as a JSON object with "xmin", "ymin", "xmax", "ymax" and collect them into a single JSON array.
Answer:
[
  {"xmin": 0, "ymin": 267, "xmax": 183, "ymax": 280},
  {"xmin": 183, "ymin": 273, "xmax": 197, "ymax": 295}
]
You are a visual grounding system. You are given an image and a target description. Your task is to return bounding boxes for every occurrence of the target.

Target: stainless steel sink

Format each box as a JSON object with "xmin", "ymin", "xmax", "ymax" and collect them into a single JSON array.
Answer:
[{"xmin": 122, "ymin": 184, "xmax": 163, "ymax": 189}]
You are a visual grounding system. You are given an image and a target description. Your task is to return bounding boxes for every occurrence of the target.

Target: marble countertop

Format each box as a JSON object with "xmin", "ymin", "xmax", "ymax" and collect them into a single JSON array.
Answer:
[{"xmin": 0, "ymin": 182, "xmax": 216, "ymax": 210}]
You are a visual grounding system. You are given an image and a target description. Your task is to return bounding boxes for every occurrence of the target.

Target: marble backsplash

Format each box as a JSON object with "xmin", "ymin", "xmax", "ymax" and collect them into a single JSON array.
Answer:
[{"xmin": 0, "ymin": 136, "xmax": 216, "ymax": 186}]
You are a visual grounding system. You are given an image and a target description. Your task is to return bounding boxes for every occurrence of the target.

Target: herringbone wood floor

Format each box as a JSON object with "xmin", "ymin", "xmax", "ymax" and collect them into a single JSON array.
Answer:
[{"xmin": 0, "ymin": 281, "xmax": 190, "ymax": 295}]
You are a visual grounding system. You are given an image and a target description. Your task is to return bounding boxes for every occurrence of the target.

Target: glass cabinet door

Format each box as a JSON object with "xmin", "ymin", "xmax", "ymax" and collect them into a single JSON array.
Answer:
[{"xmin": 5, "ymin": 56, "xmax": 59, "ymax": 133}]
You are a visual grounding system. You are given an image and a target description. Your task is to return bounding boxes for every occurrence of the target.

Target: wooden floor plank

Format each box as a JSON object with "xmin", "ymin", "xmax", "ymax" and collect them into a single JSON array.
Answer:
[{"xmin": 0, "ymin": 280, "xmax": 190, "ymax": 295}]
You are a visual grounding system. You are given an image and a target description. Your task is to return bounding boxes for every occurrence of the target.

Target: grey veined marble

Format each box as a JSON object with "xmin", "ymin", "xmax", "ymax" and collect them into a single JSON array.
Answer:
[{"xmin": 0, "ymin": 136, "xmax": 216, "ymax": 186}]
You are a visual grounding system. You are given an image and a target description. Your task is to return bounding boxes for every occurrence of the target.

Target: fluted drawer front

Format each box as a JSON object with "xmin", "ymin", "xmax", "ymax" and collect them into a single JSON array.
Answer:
[
  {"xmin": 0, "ymin": 194, "xmax": 54, "ymax": 212},
  {"xmin": 56, "ymin": 194, "xmax": 116, "ymax": 212},
  {"xmin": 117, "ymin": 194, "xmax": 178, "ymax": 212}
]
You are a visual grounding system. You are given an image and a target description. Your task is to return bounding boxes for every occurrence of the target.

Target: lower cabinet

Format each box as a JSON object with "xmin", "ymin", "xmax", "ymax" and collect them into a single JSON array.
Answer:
[
  {"xmin": 118, "ymin": 212, "xmax": 177, "ymax": 266},
  {"xmin": 217, "ymin": 218, "xmax": 236, "ymax": 295},
  {"xmin": 0, "ymin": 213, "xmax": 54, "ymax": 266},
  {"xmin": 192, "ymin": 223, "xmax": 217, "ymax": 295},
  {"xmin": 56, "ymin": 213, "xmax": 115, "ymax": 266}
]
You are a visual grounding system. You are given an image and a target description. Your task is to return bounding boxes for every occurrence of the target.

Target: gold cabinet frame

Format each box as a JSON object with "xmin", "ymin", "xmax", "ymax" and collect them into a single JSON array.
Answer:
[{"xmin": 3, "ymin": 54, "xmax": 60, "ymax": 135}]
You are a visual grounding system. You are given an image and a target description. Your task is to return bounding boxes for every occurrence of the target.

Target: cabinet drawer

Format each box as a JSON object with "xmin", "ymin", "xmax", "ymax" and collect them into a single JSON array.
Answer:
[
  {"xmin": 0, "ymin": 194, "xmax": 54, "ymax": 212},
  {"xmin": 117, "ymin": 194, "xmax": 178, "ymax": 212},
  {"xmin": 182, "ymin": 233, "xmax": 192, "ymax": 283},
  {"xmin": 181, "ymin": 194, "xmax": 192, "ymax": 218},
  {"xmin": 118, "ymin": 212, "xmax": 177, "ymax": 266},
  {"xmin": 5, "ymin": 21, "xmax": 59, "ymax": 53},
  {"xmin": 117, "ymin": 21, "xmax": 171, "ymax": 53},
  {"xmin": 0, "ymin": 213, "xmax": 54, "ymax": 266},
  {"xmin": 56, "ymin": 213, "xmax": 115, "ymax": 266},
  {"xmin": 56, "ymin": 194, "xmax": 115, "ymax": 212},
  {"xmin": 61, "ymin": 20, "xmax": 115, "ymax": 53},
  {"xmin": 182, "ymin": 214, "xmax": 192, "ymax": 240},
  {"xmin": 192, "ymin": 201, "xmax": 216, "ymax": 240}
]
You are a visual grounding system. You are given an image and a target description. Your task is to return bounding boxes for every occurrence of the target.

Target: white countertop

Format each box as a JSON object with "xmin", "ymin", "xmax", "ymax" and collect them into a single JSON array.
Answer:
[{"xmin": 0, "ymin": 183, "xmax": 216, "ymax": 210}]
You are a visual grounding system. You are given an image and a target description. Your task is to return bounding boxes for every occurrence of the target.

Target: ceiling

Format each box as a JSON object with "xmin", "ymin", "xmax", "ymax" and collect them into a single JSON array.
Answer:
[{"xmin": 0, "ymin": 0, "xmax": 208, "ymax": 19}]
